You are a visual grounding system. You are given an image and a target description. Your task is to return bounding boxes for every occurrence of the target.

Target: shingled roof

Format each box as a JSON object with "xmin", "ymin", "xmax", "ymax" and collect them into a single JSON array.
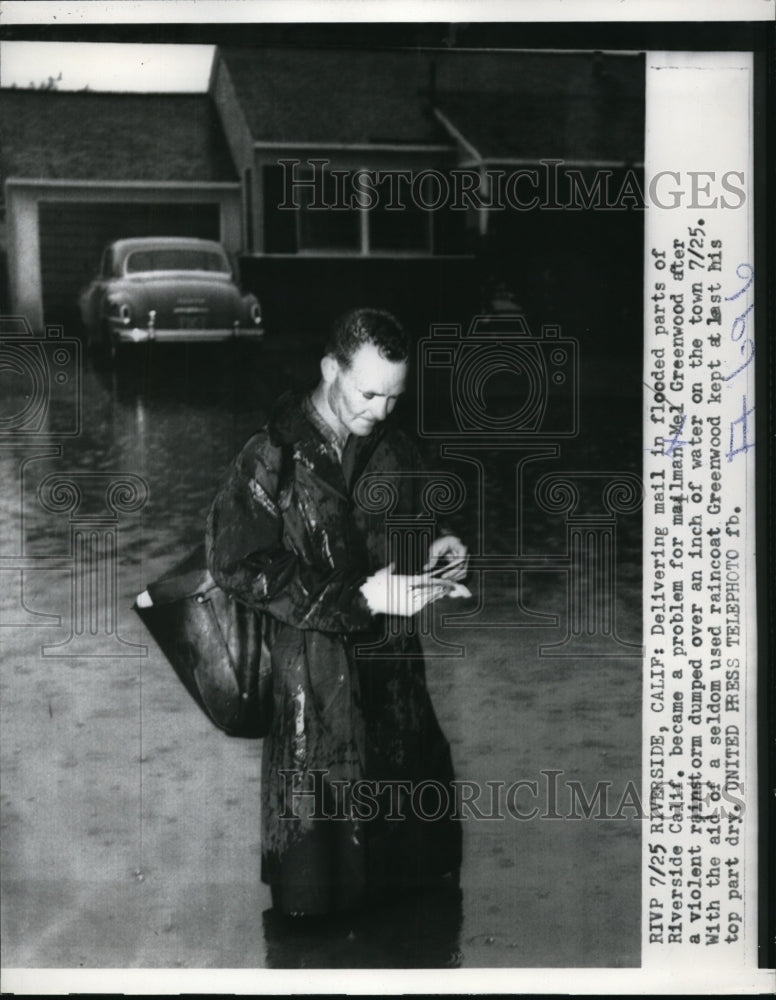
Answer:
[
  {"xmin": 0, "ymin": 90, "xmax": 238, "ymax": 183},
  {"xmin": 217, "ymin": 47, "xmax": 642, "ymax": 162},
  {"xmin": 0, "ymin": 50, "xmax": 643, "ymax": 182},
  {"xmin": 217, "ymin": 47, "xmax": 450, "ymax": 146},
  {"xmin": 433, "ymin": 50, "xmax": 644, "ymax": 163}
]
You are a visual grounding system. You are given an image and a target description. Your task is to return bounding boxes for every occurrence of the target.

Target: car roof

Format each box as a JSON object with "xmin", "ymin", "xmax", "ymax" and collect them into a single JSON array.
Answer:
[{"xmin": 110, "ymin": 237, "xmax": 227, "ymax": 256}]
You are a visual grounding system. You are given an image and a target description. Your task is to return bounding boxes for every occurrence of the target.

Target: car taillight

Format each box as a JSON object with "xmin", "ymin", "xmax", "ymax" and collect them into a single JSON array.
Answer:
[
  {"xmin": 250, "ymin": 302, "xmax": 262, "ymax": 325},
  {"xmin": 119, "ymin": 303, "xmax": 132, "ymax": 326}
]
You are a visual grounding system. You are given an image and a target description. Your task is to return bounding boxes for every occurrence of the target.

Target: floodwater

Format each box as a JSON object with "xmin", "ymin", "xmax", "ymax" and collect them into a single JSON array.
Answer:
[{"xmin": 1, "ymin": 335, "xmax": 642, "ymax": 970}]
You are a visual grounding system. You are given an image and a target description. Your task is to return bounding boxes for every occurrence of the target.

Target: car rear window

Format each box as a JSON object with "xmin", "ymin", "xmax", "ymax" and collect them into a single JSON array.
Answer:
[{"xmin": 125, "ymin": 249, "xmax": 230, "ymax": 274}]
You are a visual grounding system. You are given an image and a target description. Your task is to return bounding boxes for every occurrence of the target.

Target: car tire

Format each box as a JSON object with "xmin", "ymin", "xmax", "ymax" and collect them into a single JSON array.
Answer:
[{"xmin": 99, "ymin": 320, "xmax": 124, "ymax": 366}]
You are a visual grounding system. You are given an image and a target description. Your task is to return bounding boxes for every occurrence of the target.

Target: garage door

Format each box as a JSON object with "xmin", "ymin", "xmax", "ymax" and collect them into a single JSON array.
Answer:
[{"xmin": 39, "ymin": 201, "xmax": 221, "ymax": 330}]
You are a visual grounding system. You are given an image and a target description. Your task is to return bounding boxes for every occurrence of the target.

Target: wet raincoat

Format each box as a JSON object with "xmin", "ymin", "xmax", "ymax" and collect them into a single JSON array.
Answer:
[{"xmin": 206, "ymin": 391, "xmax": 461, "ymax": 915}]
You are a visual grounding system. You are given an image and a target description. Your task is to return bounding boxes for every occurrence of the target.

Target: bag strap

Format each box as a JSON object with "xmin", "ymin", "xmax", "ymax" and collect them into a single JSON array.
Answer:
[
  {"xmin": 276, "ymin": 439, "xmax": 295, "ymax": 504},
  {"xmin": 259, "ymin": 433, "xmax": 294, "ymax": 519}
]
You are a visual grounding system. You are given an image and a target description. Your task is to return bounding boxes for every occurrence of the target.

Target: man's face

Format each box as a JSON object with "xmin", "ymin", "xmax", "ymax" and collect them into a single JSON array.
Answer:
[{"xmin": 325, "ymin": 341, "xmax": 408, "ymax": 438}]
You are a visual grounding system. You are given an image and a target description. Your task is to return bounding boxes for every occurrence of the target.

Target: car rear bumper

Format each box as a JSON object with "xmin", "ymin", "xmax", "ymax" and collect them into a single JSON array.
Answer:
[{"xmin": 116, "ymin": 326, "xmax": 265, "ymax": 344}]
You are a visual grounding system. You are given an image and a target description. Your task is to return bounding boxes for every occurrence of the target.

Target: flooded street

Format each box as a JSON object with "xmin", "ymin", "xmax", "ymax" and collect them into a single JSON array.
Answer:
[{"xmin": 1, "ymin": 334, "xmax": 642, "ymax": 970}]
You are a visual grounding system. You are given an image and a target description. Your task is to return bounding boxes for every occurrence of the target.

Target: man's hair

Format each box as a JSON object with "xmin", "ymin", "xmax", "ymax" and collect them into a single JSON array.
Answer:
[{"xmin": 325, "ymin": 307, "xmax": 410, "ymax": 368}]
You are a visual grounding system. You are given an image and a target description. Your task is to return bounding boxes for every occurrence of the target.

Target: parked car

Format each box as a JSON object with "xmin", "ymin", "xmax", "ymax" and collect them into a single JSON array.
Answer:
[{"xmin": 78, "ymin": 237, "xmax": 264, "ymax": 358}]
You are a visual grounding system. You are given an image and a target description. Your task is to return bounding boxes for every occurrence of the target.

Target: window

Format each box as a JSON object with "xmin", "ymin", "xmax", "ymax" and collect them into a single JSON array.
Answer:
[
  {"xmin": 369, "ymin": 201, "xmax": 431, "ymax": 252},
  {"xmin": 296, "ymin": 169, "xmax": 360, "ymax": 252},
  {"xmin": 297, "ymin": 184, "xmax": 361, "ymax": 253},
  {"xmin": 125, "ymin": 249, "xmax": 230, "ymax": 274},
  {"xmin": 263, "ymin": 164, "xmax": 436, "ymax": 255}
]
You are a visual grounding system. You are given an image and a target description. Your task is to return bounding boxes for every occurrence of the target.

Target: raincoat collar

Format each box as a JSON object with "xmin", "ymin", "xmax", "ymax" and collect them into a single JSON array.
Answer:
[{"xmin": 268, "ymin": 390, "xmax": 389, "ymax": 495}]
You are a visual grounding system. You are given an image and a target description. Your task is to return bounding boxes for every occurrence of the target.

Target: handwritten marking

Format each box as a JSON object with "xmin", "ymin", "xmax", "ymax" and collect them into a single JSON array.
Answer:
[
  {"xmin": 722, "ymin": 263, "xmax": 755, "ymax": 461},
  {"xmin": 725, "ymin": 338, "xmax": 755, "ymax": 384},
  {"xmin": 724, "ymin": 263, "xmax": 753, "ymax": 303},
  {"xmin": 726, "ymin": 395, "xmax": 755, "ymax": 463},
  {"xmin": 723, "ymin": 263, "xmax": 754, "ymax": 386},
  {"xmin": 664, "ymin": 414, "xmax": 691, "ymax": 457}
]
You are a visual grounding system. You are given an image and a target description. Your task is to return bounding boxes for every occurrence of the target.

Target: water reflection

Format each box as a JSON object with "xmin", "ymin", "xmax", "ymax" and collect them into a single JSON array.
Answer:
[
  {"xmin": 262, "ymin": 885, "xmax": 463, "ymax": 969},
  {"xmin": 83, "ymin": 345, "xmax": 291, "ymax": 576},
  {"xmin": 1, "ymin": 338, "xmax": 642, "ymax": 969}
]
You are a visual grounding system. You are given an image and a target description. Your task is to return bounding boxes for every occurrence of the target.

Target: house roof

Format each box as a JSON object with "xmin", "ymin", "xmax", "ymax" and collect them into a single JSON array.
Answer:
[
  {"xmin": 218, "ymin": 47, "xmax": 643, "ymax": 163},
  {"xmin": 217, "ymin": 47, "xmax": 450, "ymax": 146},
  {"xmin": 435, "ymin": 89, "xmax": 643, "ymax": 164},
  {"xmin": 0, "ymin": 90, "xmax": 238, "ymax": 183},
  {"xmin": 0, "ymin": 49, "xmax": 643, "ymax": 187},
  {"xmin": 433, "ymin": 51, "xmax": 644, "ymax": 163}
]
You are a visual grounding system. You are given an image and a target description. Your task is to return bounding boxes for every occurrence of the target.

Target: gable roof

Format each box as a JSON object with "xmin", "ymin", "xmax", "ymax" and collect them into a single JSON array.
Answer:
[
  {"xmin": 217, "ymin": 47, "xmax": 450, "ymax": 146},
  {"xmin": 0, "ymin": 90, "xmax": 238, "ymax": 183},
  {"xmin": 217, "ymin": 46, "xmax": 642, "ymax": 163},
  {"xmin": 433, "ymin": 51, "xmax": 644, "ymax": 163},
  {"xmin": 0, "ymin": 49, "xmax": 644, "ymax": 187},
  {"xmin": 435, "ymin": 89, "xmax": 643, "ymax": 164}
]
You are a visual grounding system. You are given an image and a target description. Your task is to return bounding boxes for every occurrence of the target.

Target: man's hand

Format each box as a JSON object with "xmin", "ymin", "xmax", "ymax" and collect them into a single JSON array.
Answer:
[
  {"xmin": 360, "ymin": 563, "xmax": 452, "ymax": 617},
  {"xmin": 423, "ymin": 535, "xmax": 469, "ymax": 581}
]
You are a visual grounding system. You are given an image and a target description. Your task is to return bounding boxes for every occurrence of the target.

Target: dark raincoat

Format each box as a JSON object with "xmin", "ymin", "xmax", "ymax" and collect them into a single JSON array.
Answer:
[{"xmin": 206, "ymin": 392, "xmax": 461, "ymax": 915}]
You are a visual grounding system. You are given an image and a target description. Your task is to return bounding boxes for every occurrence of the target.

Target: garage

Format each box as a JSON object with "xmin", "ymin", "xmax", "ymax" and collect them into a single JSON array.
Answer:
[
  {"xmin": 1, "ymin": 88, "xmax": 242, "ymax": 333},
  {"xmin": 39, "ymin": 200, "xmax": 221, "ymax": 330}
]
